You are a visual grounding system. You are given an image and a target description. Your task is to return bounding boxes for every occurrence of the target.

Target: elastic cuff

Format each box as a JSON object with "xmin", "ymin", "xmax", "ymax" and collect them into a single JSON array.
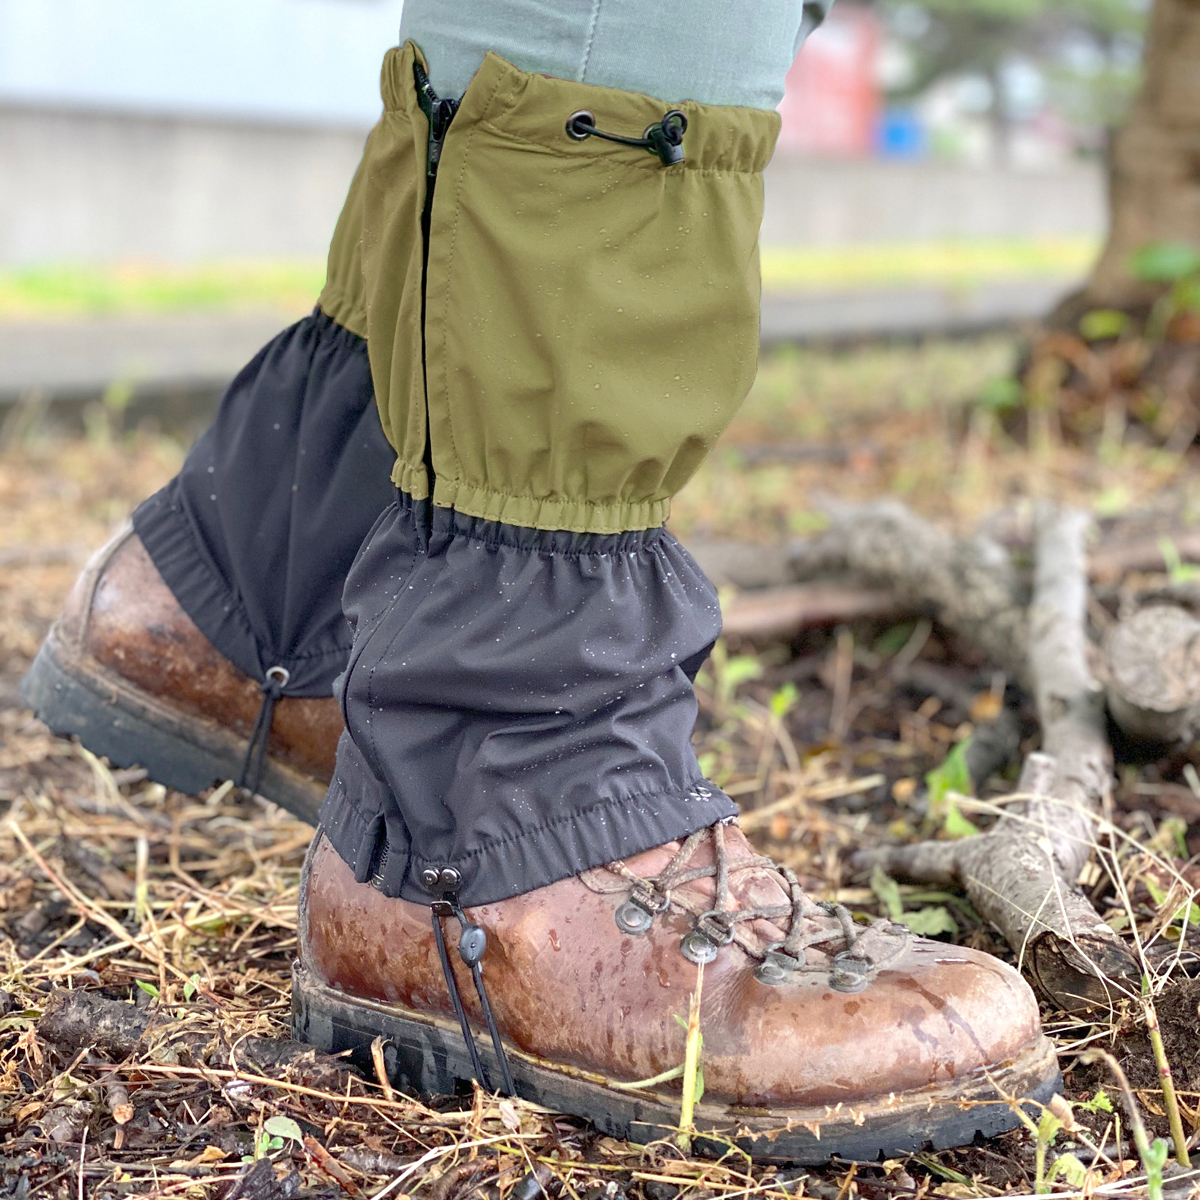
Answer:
[{"xmin": 388, "ymin": 463, "xmax": 672, "ymax": 535}]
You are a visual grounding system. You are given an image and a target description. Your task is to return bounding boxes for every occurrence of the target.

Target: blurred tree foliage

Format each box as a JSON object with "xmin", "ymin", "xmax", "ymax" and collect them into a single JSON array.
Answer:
[{"xmin": 869, "ymin": 0, "xmax": 1148, "ymax": 156}]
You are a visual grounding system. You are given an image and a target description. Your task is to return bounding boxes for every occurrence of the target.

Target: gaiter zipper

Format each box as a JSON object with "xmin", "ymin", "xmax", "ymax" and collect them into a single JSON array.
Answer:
[{"xmin": 414, "ymin": 62, "xmax": 458, "ymax": 504}]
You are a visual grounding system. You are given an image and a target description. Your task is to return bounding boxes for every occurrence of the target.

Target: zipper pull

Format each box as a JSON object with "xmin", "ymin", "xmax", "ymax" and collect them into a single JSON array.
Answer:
[
  {"xmin": 427, "ymin": 98, "xmax": 458, "ymax": 173},
  {"xmin": 413, "ymin": 61, "xmax": 458, "ymax": 177}
]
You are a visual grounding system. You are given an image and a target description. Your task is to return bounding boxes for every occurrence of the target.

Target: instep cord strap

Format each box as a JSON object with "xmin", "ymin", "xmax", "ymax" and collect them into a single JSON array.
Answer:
[
  {"xmin": 237, "ymin": 665, "xmax": 289, "ymax": 797},
  {"xmin": 422, "ymin": 867, "xmax": 516, "ymax": 1097}
]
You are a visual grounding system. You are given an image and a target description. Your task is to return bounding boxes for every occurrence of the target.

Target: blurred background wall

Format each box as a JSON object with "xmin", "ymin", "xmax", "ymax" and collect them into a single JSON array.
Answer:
[{"xmin": 0, "ymin": 0, "xmax": 1126, "ymax": 266}]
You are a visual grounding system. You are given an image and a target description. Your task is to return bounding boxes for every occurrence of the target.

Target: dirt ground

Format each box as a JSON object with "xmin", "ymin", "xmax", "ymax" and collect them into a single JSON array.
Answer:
[{"xmin": 1, "ymin": 336, "xmax": 1198, "ymax": 1198}]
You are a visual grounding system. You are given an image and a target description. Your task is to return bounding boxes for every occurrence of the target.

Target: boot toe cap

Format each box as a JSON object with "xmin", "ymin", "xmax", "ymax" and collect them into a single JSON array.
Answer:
[{"xmin": 705, "ymin": 935, "xmax": 1045, "ymax": 1109}]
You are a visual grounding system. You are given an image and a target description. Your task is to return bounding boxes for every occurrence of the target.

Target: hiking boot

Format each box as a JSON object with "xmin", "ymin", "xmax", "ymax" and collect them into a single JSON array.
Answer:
[
  {"xmin": 294, "ymin": 823, "xmax": 1060, "ymax": 1162},
  {"xmin": 21, "ymin": 523, "xmax": 337, "ymax": 823}
]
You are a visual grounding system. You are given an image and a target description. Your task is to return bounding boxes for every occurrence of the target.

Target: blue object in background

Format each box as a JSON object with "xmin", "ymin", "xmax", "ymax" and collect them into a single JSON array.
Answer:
[{"xmin": 876, "ymin": 107, "xmax": 927, "ymax": 158}]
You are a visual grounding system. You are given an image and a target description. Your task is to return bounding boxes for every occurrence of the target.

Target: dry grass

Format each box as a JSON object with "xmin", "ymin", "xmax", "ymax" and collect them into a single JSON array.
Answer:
[{"xmin": 1, "ymin": 337, "xmax": 1199, "ymax": 1198}]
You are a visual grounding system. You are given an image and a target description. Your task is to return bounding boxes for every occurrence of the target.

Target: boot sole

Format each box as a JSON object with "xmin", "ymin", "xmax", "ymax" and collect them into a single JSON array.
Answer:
[
  {"xmin": 20, "ymin": 623, "xmax": 325, "ymax": 825},
  {"xmin": 292, "ymin": 961, "xmax": 1061, "ymax": 1163}
]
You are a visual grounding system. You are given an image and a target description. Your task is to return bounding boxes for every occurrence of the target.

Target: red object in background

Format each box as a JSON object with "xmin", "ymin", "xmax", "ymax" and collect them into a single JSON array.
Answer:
[{"xmin": 778, "ymin": 4, "xmax": 882, "ymax": 156}]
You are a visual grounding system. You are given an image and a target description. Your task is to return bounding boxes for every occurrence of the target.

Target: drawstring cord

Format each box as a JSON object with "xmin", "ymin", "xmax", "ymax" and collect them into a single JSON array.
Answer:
[
  {"xmin": 422, "ymin": 867, "xmax": 516, "ymax": 1097},
  {"xmin": 237, "ymin": 665, "xmax": 289, "ymax": 797},
  {"xmin": 565, "ymin": 109, "xmax": 688, "ymax": 166}
]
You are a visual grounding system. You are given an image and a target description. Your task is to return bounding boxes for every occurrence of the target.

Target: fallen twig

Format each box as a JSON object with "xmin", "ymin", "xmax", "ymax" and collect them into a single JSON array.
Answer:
[{"xmin": 856, "ymin": 507, "xmax": 1141, "ymax": 1010}]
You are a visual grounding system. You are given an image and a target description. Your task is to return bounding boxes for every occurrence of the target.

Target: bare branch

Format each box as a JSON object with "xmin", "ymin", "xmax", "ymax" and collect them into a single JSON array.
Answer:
[{"xmin": 856, "ymin": 507, "xmax": 1140, "ymax": 1011}]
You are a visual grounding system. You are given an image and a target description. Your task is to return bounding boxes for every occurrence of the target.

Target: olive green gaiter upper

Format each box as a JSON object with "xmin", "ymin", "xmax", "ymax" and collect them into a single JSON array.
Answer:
[{"xmin": 321, "ymin": 43, "xmax": 779, "ymax": 535}]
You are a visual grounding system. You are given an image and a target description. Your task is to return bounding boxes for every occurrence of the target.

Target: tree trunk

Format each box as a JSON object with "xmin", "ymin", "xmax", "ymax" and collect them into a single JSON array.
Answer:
[{"xmin": 1058, "ymin": 0, "xmax": 1200, "ymax": 318}]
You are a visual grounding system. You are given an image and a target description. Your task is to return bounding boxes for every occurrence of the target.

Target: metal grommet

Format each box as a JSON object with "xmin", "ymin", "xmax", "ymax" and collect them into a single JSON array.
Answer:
[
  {"xmin": 828, "ymin": 952, "xmax": 872, "ymax": 994},
  {"xmin": 265, "ymin": 665, "xmax": 290, "ymax": 687},
  {"xmin": 565, "ymin": 109, "xmax": 594, "ymax": 140},
  {"xmin": 680, "ymin": 929, "xmax": 720, "ymax": 965},
  {"xmin": 437, "ymin": 867, "xmax": 462, "ymax": 891},
  {"xmin": 614, "ymin": 900, "xmax": 654, "ymax": 935},
  {"xmin": 754, "ymin": 946, "xmax": 801, "ymax": 987},
  {"xmin": 419, "ymin": 868, "xmax": 441, "ymax": 892}
]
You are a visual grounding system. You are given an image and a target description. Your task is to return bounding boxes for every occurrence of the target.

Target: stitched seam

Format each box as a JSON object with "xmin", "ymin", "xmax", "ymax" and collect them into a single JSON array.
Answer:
[
  {"xmin": 441, "ymin": 476, "xmax": 670, "ymax": 512},
  {"xmin": 345, "ymin": 547, "xmax": 427, "ymax": 754},
  {"xmin": 435, "ymin": 70, "xmax": 510, "ymax": 490},
  {"xmin": 387, "ymin": 496, "xmax": 670, "ymax": 559},
  {"xmin": 579, "ymin": 0, "xmax": 602, "ymax": 83},
  {"xmin": 276, "ymin": 319, "xmax": 325, "ymax": 660},
  {"xmin": 410, "ymin": 780, "xmax": 727, "ymax": 869},
  {"xmin": 434, "ymin": 528, "xmax": 667, "ymax": 561}
]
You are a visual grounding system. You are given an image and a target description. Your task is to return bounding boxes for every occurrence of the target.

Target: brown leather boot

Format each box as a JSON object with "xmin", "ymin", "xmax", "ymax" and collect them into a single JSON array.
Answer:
[
  {"xmin": 294, "ymin": 824, "xmax": 1060, "ymax": 1161},
  {"xmin": 21, "ymin": 523, "xmax": 338, "ymax": 823}
]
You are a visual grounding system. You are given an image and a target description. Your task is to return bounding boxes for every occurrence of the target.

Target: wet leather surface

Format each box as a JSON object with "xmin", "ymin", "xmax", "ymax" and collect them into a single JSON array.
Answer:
[
  {"xmin": 69, "ymin": 531, "xmax": 340, "ymax": 782},
  {"xmin": 301, "ymin": 830, "xmax": 1045, "ymax": 1109}
]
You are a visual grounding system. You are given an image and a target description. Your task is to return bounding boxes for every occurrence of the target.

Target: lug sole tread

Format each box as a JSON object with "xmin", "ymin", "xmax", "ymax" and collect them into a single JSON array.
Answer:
[{"xmin": 292, "ymin": 961, "xmax": 1061, "ymax": 1164}]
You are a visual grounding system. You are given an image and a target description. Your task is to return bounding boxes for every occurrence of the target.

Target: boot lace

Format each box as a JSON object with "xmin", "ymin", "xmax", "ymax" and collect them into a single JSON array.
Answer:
[{"xmin": 601, "ymin": 822, "xmax": 909, "ymax": 992}]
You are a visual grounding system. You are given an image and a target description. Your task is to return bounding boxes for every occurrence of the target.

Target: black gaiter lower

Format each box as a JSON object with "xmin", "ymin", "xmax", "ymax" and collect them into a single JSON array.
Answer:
[
  {"xmin": 133, "ymin": 310, "xmax": 396, "ymax": 698},
  {"xmin": 320, "ymin": 493, "xmax": 737, "ymax": 907}
]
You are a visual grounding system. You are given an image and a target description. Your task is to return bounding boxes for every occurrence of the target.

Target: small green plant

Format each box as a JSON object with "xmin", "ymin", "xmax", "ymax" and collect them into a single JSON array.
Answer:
[
  {"xmin": 870, "ymin": 866, "xmax": 959, "ymax": 937},
  {"xmin": 241, "ymin": 1116, "xmax": 304, "ymax": 1162},
  {"xmin": 925, "ymin": 740, "xmax": 981, "ymax": 839},
  {"xmin": 704, "ymin": 639, "xmax": 763, "ymax": 714},
  {"xmin": 134, "ymin": 980, "xmax": 159, "ymax": 1000},
  {"xmin": 977, "ymin": 375, "xmax": 1024, "ymax": 412},
  {"xmin": 1076, "ymin": 1087, "xmax": 1114, "ymax": 1115},
  {"xmin": 1079, "ymin": 308, "xmax": 1130, "ymax": 341},
  {"xmin": 1131, "ymin": 241, "xmax": 1200, "ymax": 343},
  {"xmin": 675, "ymin": 965, "xmax": 706, "ymax": 1153},
  {"xmin": 1009, "ymin": 1096, "xmax": 1089, "ymax": 1194},
  {"xmin": 768, "ymin": 682, "xmax": 799, "ymax": 719},
  {"xmin": 1157, "ymin": 536, "xmax": 1200, "ymax": 584}
]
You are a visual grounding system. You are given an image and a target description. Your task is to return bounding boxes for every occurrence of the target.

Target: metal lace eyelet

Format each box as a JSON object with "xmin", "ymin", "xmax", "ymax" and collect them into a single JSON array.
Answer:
[
  {"xmin": 615, "ymin": 899, "xmax": 655, "ymax": 935},
  {"xmin": 754, "ymin": 945, "xmax": 802, "ymax": 986},
  {"xmin": 828, "ymin": 952, "xmax": 872, "ymax": 993},
  {"xmin": 681, "ymin": 911, "xmax": 734, "ymax": 964},
  {"xmin": 566, "ymin": 110, "xmax": 594, "ymax": 140},
  {"xmin": 614, "ymin": 885, "xmax": 668, "ymax": 935},
  {"xmin": 265, "ymin": 665, "xmax": 291, "ymax": 688},
  {"xmin": 680, "ymin": 929, "xmax": 721, "ymax": 964}
]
